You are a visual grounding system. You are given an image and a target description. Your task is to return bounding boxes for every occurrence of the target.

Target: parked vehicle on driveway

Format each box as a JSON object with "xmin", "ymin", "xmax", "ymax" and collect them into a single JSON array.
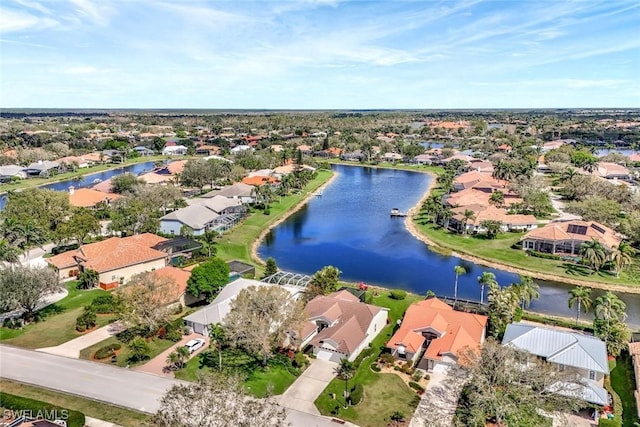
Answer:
[{"xmin": 183, "ymin": 338, "xmax": 206, "ymax": 354}]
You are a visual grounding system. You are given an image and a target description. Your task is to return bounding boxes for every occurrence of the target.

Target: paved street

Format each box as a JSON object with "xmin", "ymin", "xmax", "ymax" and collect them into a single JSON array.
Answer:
[
  {"xmin": 0, "ymin": 345, "xmax": 181, "ymax": 413},
  {"xmin": 279, "ymin": 359, "xmax": 338, "ymax": 415}
]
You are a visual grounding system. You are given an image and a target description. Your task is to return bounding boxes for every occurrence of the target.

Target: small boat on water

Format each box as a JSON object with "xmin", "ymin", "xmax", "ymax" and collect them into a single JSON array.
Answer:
[
  {"xmin": 92, "ymin": 178, "xmax": 102, "ymax": 184},
  {"xmin": 390, "ymin": 208, "xmax": 407, "ymax": 217}
]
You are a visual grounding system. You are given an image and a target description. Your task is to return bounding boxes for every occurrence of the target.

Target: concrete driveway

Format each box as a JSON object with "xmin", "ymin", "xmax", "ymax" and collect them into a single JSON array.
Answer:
[
  {"xmin": 279, "ymin": 359, "xmax": 337, "ymax": 415},
  {"xmin": 134, "ymin": 333, "xmax": 210, "ymax": 377},
  {"xmin": 37, "ymin": 321, "xmax": 126, "ymax": 358},
  {"xmin": 409, "ymin": 367, "xmax": 467, "ymax": 427}
]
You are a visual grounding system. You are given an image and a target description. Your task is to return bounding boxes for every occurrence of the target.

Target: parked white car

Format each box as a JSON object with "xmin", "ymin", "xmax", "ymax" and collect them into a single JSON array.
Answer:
[{"xmin": 183, "ymin": 338, "xmax": 206, "ymax": 354}]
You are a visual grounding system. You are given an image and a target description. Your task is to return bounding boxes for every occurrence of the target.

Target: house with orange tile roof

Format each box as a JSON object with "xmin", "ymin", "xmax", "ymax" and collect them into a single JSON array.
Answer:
[
  {"xmin": 593, "ymin": 162, "xmax": 632, "ymax": 180},
  {"xmin": 453, "ymin": 170, "xmax": 506, "ymax": 192},
  {"xmin": 449, "ymin": 204, "xmax": 538, "ymax": 234},
  {"xmin": 47, "ymin": 233, "xmax": 168, "ymax": 289},
  {"xmin": 386, "ymin": 297, "xmax": 487, "ymax": 371},
  {"xmin": 68, "ymin": 186, "xmax": 121, "ymax": 208},
  {"xmin": 150, "ymin": 266, "xmax": 194, "ymax": 306},
  {"xmin": 241, "ymin": 175, "xmax": 279, "ymax": 186},
  {"xmin": 444, "ymin": 188, "xmax": 522, "ymax": 209},
  {"xmin": 520, "ymin": 220, "xmax": 622, "ymax": 255},
  {"xmin": 300, "ymin": 290, "xmax": 388, "ymax": 362}
]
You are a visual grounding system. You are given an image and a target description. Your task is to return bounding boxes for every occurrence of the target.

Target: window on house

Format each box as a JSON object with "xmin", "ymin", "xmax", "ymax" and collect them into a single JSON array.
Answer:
[
  {"xmin": 557, "ymin": 364, "xmax": 565, "ymax": 372},
  {"xmin": 589, "ymin": 370, "xmax": 596, "ymax": 380},
  {"xmin": 111, "ymin": 275, "xmax": 116, "ymax": 281}
]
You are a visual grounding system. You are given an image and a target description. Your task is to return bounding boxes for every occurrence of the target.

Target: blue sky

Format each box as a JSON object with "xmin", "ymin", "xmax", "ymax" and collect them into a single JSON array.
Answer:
[{"xmin": 1, "ymin": 0, "xmax": 639, "ymax": 109}]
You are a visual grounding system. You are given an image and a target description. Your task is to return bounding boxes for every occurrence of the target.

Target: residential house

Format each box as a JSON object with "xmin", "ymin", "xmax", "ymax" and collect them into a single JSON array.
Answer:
[
  {"xmin": 159, "ymin": 204, "xmax": 221, "ymax": 236},
  {"xmin": 0, "ymin": 165, "xmax": 26, "ymax": 182},
  {"xmin": 449, "ymin": 204, "xmax": 538, "ymax": 234},
  {"xmin": 183, "ymin": 278, "xmax": 302, "ymax": 336},
  {"xmin": 412, "ymin": 154, "xmax": 436, "ymax": 165},
  {"xmin": 296, "ymin": 145, "xmax": 312, "ymax": 155},
  {"xmin": 242, "ymin": 175, "xmax": 279, "ymax": 186},
  {"xmin": 133, "ymin": 146, "xmax": 155, "ymax": 156},
  {"xmin": 24, "ymin": 160, "xmax": 62, "ymax": 177},
  {"xmin": 386, "ymin": 298, "xmax": 487, "ymax": 372},
  {"xmin": 195, "ymin": 145, "xmax": 220, "ymax": 156},
  {"xmin": 151, "ymin": 237, "xmax": 202, "ymax": 266},
  {"xmin": 201, "ymin": 182, "xmax": 255, "ymax": 204},
  {"xmin": 46, "ymin": 233, "xmax": 168, "ymax": 289},
  {"xmin": 162, "ymin": 145, "xmax": 188, "ymax": 156},
  {"xmin": 340, "ymin": 150, "xmax": 364, "ymax": 161},
  {"xmin": 68, "ymin": 186, "xmax": 121, "ymax": 208},
  {"xmin": 502, "ymin": 322, "xmax": 609, "ymax": 406},
  {"xmin": 444, "ymin": 188, "xmax": 522, "ymax": 209},
  {"xmin": 230, "ymin": 145, "xmax": 252, "ymax": 154},
  {"xmin": 137, "ymin": 171, "xmax": 176, "ymax": 185},
  {"xmin": 453, "ymin": 171, "xmax": 506, "ymax": 192},
  {"xmin": 57, "ymin": 155, "xmax": 93, "ymax": 169},
  {"xmin": 520, "ymin": 220, "xmax": 622, "ymax": 255},
  {"xmin": 150, "ymin": 266, "xmax": 195, "ymax": 307},
  {"xmin": 299, "ymin": 290, "xmax": 388, "ymax": 362},
  {"xmin": 382, "ymin": 152, "xmax": 404, "ymax": 162},
  {"xmin": 594, "ymin": 162, "xmax": 632, "ymax": 181},
  {"xmin": 628, "ymin": 342, "xmax": 640, "ymax": 419}
]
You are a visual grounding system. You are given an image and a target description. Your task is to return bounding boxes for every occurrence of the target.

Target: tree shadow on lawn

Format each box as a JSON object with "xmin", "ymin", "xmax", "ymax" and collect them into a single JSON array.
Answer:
[{"xmin": 562, "ymin": 263, "xmax": 614, "ymax": 279}]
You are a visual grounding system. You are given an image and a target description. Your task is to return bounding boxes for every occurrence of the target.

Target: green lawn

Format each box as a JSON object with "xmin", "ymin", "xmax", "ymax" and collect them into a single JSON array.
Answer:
[
  {"xmin": 610, "ymin": 354, "xmax": 639, "ymax": 427},
  {"xmin": 216, "ymin": 169, "xmax": 333, "ymax": 268},
  {"xmin": 314, "ymin": 290, "xmax": 422, "ymax": 427},
  {"xmin": 174, "ymin": 348, "xmax": 300, "ymax": 398},
  {"xmin": 0, "ymin": 282, "xmax": 113, "ymax": 348},
  {"xmin": 413, "ymin": 220, "xmax": 640, "ymax": 288},
  {"xmin": 0, "ymin": 380, "xmax": 152, "ymax": 427},
  {"xmin": 78, "ymin": 335, "xmax": 175, "ymax": 367}
]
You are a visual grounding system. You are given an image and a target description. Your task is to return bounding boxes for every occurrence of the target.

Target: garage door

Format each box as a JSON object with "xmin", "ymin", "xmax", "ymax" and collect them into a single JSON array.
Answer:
[{"xmin": 316, "ymin": 350, "xmax": 335, "ymax": 361}]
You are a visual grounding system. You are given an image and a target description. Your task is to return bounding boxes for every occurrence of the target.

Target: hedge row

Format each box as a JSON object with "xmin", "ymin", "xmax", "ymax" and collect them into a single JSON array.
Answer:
[
  {"xmin": 349, "ymin": 384, "xmax": 363, "ymax": 406},
  {"xmin": 408, "ymin": 381, "xmax": 425, "ymax": 393},
  {"xmin": 0, "ymin": 392, "xmax": 85, "ymax": 427},
  {"xmin": 95, "ymin": 343, "xmax": 122, "ymax": 360},
  {"xmin": 525, "ymin": 250, "xmax": 562, "ymax": 261},
  {"xmin": 603, "ymin": 378, "xmax": 623, "ymax": 427}
]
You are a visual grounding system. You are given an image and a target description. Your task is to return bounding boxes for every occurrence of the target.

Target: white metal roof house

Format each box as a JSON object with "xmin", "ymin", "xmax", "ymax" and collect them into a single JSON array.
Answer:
[
  {"xmin": 162, "ymin": 145, "xmax": 188, "ymax": 155},
  {"xmin": 159, "ymin": 204, "xmax": 220, "ymax": 236},
  {"xmin": 502, "ymin": 322, "xmax": 609, "ymax": 406},
  {"xmin": 183, "ymin": 278, "xmax": 302, "ymax": 336}
]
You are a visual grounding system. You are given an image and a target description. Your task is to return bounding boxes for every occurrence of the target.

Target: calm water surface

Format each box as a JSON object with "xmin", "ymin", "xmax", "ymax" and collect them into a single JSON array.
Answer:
[{"xmin": 259, "ymin": 164, "xmax": 640, "ymax": 328}]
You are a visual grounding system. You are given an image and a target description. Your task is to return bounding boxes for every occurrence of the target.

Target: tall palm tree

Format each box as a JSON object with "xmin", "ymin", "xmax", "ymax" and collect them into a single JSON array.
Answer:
[
  {"xmin": 579, "ymin": 238, "xmax": 606, "ymax": 272},
  {"xmin": 477, "ymin": 272, "xmax": 497, "ymax": 305},
  {"xmin": 462, "ymin": 209, "xmax": 476, "ymax": 235},
  {"xmin": 568, "ymin": 286, "xmax": 592, "ymax": 325},
  {"xmin": 511, "ymin": 276, "xmax": 539, "ymax": 309},
  {"xmin": 453, "ymin": 265, "xmax": 467, "ymax": 303},
  {"xmin": 209, "ymin": 323, "xmax": 225, "ymax": 371},
  {"xmin": 594, "ymin": 292, "xmax": 627, "ymax": 347},
  {"xmin": 489, "ymin": 191, "xmax": 505, "ymax": 208},
  {"xmin": 608, "ymin": 242, "xmax": 633, "ymax": 278},
  {"xmin": 334, "ymin": 358, "xmax": 356, "ymax": 409},
  {"xmin": 560, "ymin": 167, "xmax": 578, "ymax": 182}
]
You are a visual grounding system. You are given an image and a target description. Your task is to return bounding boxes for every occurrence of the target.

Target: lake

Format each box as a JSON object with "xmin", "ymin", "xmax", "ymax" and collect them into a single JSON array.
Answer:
[{"xmin": 259, "ymin": 164, "xmax": 640, "ymax": 328}]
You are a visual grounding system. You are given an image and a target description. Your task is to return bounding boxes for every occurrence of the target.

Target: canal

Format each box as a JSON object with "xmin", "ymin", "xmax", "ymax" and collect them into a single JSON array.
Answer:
[
  {"xmin": 0, "ymin": 161, "xmax": 159, "ymax": 210},
  {"xmin": 259, "ymin": 164, "xmax": 640, "ymax": 328}
]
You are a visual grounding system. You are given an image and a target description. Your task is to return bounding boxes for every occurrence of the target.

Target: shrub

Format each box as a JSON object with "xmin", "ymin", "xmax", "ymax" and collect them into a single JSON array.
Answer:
[
  {"xmin": 525, "ymin": 250, "xmax": 561, "ymax": 261},
  {"xmin": 389, "ymin": 290, "xmax": 407, "ymax": 300},
  {"xmin": 75, "ymin": 309, "xmax": 96, "ymax": 332},
  {"xmin": 353, "ymin": 346, "xmax": 376, "ymax": 367},
  {"xmin": 379, "ymin": 353, "xmax": 396, "ymax": 366},
  {"xmin": 89, "ymin": 295, "xmax": 118, "ymax": 313},
  {"xmin": 94, "ymin": 343, "xmax": 122, "ymax": 359},
  {"xmin": 127, "ymin": 336, "xmax": 151, "ymax": 362},
  {"xmin": 598, "ymin": 418, "xmax": 621, "ymax": 427},
  {"xmin": 424, "ymin": 373, "xmax": 430, "ymax": 381},
  {"xmin": 293, "ymin": 352, "xmax": 308, "ymax": 368},
  {"xmin": 0, "ymin": 392, "xmax": 85, "ymax": 427},
  {"xmin": 604, "ymin": 378, "xmax": 623, "ymax": 427},
  {"xmin": 349, "ymin": 383, "xmax": 364, "ymax": 406},
  {"xmin": 370, "ymin": 363, "xmax": 381, "ymax": 372},
  {"xmin": 412, "ymin": 371, "xmax": 423, "ymax": 382},
  {"xmin": 408, "ymin": 381, "xmax": 425, "ymax": 393}
]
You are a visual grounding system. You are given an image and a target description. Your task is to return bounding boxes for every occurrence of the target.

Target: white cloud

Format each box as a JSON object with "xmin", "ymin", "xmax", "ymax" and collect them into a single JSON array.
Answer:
[
  {"xmin": 69, "ymin": 0, "xmax": 114, "ymax": 26},
  {"xmin": 0, "ymin": 7, "xmax": 57, "ymax": 32}
]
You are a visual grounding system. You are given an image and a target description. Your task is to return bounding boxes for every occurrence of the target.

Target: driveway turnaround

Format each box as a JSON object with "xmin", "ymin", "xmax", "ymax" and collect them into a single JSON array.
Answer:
[
  {"xmin": 279, "ymin": 359, "xmax": 338, "ymax": 415},
  {"xmin": 37, "ymin": 321, "xmax": 126, "ymax": 359},
  {"xmin": 0, "ymin": 345, "xmax": 181, "ymax": 414}
]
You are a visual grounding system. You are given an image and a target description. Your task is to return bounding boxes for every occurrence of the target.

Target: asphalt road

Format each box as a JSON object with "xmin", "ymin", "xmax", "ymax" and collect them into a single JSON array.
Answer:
[{"xmin": 0, "ymin": 345, "xmax": 180, "ymax": 413}]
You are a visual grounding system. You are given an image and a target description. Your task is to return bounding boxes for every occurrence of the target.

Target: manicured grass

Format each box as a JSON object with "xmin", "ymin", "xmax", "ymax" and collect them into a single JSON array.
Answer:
[
  {"xmin": 0, "ymin": 283, "xmax": 113, "ymax": 348},
  {"xmin": 0, "ymin": 380, "xmax": 152, "ymax": 427},
  {"xmin": 79, "ymin": 335, "xmax": 175, "ymax": 367},
  {"xmin": 216, "ymin": 169, "xmax": 333, "ymax": 267},
  {"xmin": 414, "ymin": 220, "xmax": 640, "ymax": 288},
  {"xmin": 174, "ymin": 347, "xmax": 300, "ymax": 398},
  {"xmin": 314, "ymin": 290, "xmax": 422, "ymax": 427},
  {"xmin": 610, "ymin": 354, "xmax": 639, "ymax": 427}
]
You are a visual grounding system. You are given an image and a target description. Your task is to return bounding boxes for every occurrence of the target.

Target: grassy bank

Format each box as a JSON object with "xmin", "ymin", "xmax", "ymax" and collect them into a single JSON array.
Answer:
[
  {"xmin": 0, "ymin": 380, "xmax": 151, "ymax": 427},
  {"xmin": 610, "ymin": 355, "xmax": 639, "ymax": 427},
  {"xmin": 0, "ymin": 282, "xmax": 112, "ymax": 348},
  {"xmin": 413, "ymin": 220, "xmax": 640, "ymax": 289},
  {"xmin": 216, "ymin": 168, "xmax": 333, "ymax": 268}
]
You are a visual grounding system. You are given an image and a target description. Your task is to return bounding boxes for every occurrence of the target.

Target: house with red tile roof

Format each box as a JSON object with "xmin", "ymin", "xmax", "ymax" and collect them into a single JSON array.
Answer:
[
  {"xmin": 453, "ymin": 171, "xmax": 507, "ymax": 192},
  {"xmin": 449, "ymin": 204, "xmax": 538, "ymax": 234},
  {"xmin": 520, "ymin": 220, "xmax": 622, "ymax": 255},
  {"xmin": 386, "ymin": 297, "xmax": 487, "ymax": 371},
  {"xmin": 47, "ymin": 233, "xmax": 168, "ymax": 289},
  {"xmin": 300, "ymin": 290, "xmax": 388, "ymax": 362},
  {"xmin": 151, "ymin": 266, "xmax": 194, "ymax": 306},
  {"xmin": 241, "ymin": 175, "xmax": 279, "ymax": 186},
  {"xmin": 68, "ymin": 186, "xmax": 121, "ymax": 208}
]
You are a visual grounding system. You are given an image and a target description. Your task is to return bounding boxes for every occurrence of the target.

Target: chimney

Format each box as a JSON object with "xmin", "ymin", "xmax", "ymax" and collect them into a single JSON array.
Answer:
[{"xmin": 69, "ymin": 186, "xmax": 75, "ymax": 195}]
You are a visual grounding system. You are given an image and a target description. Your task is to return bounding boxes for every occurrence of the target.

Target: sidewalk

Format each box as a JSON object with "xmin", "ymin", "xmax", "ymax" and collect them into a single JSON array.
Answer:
[{"xmin": 37, "ymin": 321, "xmax": 126, "ymax": 358}]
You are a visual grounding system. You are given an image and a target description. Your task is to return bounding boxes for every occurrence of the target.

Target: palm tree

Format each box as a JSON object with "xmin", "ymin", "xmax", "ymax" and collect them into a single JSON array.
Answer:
[
  {"xmin": 489, "ymin": 191, "xmax": 505, "ymax": 208},
  {"xmin": 579, "ymin": 238, "xmax": 606, "ymax": 272},
  {"xmin": 511, "ymin": 276, "xmax": 539, "ymax": 309},
  {"xmin": 166, "ymin": 345, "xmax": 190, "ymax": 370},
  {"xmin": 568, "ymin": 286, "xmax": 592, "ymax": 325},
  {"xmin": 608, "ymin": 242, "xmax": 633, "ymax": 278},
  {"xmin": 209, "ymin": 323, "xmax": 225, "ymax": 371},
  {"xmin": 334, "ymin": 358, "xmax": 356, "ymax": 409},
  {"xmin": 453, "ymin": 265, "xmax": 467, "ymax": 303},
  {"xmin": 462, "ymin": 209, "xmax": 476, "ymax": 235},
  {"xmin": 560, "ymin": 167, "xmax": 578, "ymax": 182},
  {"xmin": 477, "ymin": 272, "xmax": 497, "ymax": 305},
  {"xmin": 594, "ymin": 292, "xmax": 627, "ymax": 347}
]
